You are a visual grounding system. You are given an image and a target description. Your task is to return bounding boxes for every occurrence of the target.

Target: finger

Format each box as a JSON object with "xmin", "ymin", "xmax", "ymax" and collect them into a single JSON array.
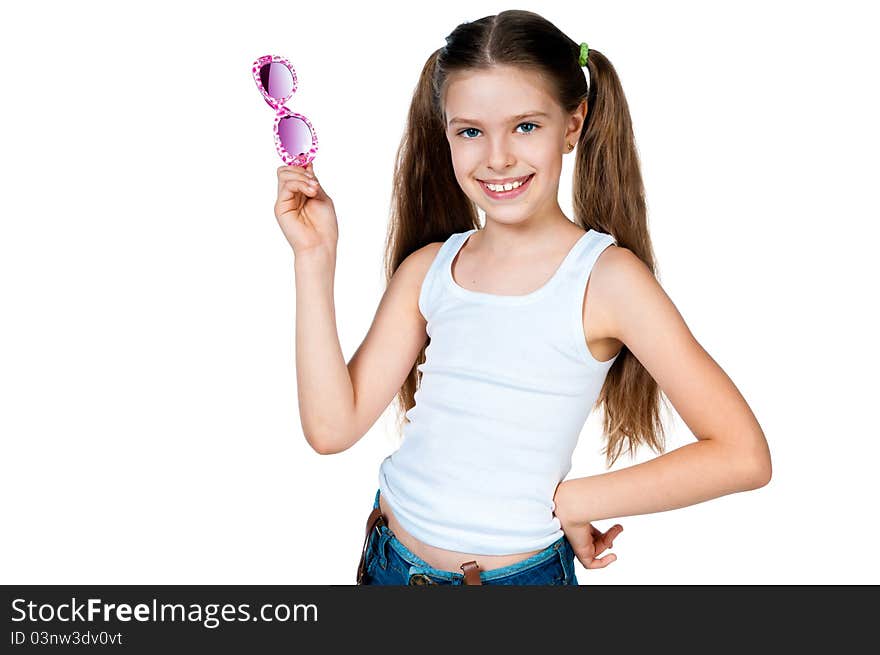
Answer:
[
  {"xmin": 305, "ymin": 162, "xmax": 320, "ymax": 188},
  {"xmin": 586, "ymin": 553, "xmax": 617, "ymax": 569},
  {"xmin": 278, "ymin": 169, "xmax": 316, "ymax": 184},
  {"xmin": 278, "ymin": 177, "xmax": 313, "ymax": 199},
  {"xmin": 592, "ymin": 524, "xmax": 622, "ymax": 549},
  {"xmin": 286, "ymin": 175, "xmax": 318, "ymax": 187},
  {"xmin": 588, "ymin": 529, "xmax": 612, "ymax": 556},
  {"xmin": 277, "ymin": 163, "xmax": 310, "ymax": 173},
  {"xmin": 283, "ymin": 178, "xmax": 319, "ymax": 197},
  {"xmin": 604, "ymin": 525, "xmax": 624, "ymax": 548},
  {"xmin": 305, "ymin": 169, "xmax": 323, "ymax": 197}
]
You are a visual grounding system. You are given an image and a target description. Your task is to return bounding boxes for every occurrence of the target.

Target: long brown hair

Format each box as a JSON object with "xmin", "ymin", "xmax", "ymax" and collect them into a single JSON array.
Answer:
[{"xmin": 383, "ymin": 9, "xmax": 669, "ymax": 468}]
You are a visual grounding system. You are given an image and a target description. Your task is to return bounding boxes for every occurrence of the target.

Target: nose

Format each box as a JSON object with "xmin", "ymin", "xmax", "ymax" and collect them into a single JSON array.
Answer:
[{"xmin": 487, "ymin": 136, "xmax": 515, "ymax": 173}]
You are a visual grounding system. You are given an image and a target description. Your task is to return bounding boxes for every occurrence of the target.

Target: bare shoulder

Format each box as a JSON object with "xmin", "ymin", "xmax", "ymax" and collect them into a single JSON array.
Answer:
[
  {"xmin": 584, "ymin": 244, "xmax": 654, "ymax": 343},
  {"xmin": 388, "ymin": 241, "xmax": 445, "ymax": 320},
  {"xmin": 588, "ymin": 242, "xmax": 679, "ymax": 344},
  {"xmin": 394, "ymin": 241, "xmax": 444, "ymax": 290},
  {"xmin": 400, "ymin": 241, "xmax": 444, "ymax": 273},
  {"xmin": 592, "ymin": 244, "xmax": 654, "ymax": 292}
]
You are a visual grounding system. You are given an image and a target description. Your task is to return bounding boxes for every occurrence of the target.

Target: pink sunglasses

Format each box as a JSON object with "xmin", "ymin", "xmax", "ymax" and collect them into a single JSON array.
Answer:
[{"xmin": 252, "ymin": 54, "xmax": 318, "ymax": 167}]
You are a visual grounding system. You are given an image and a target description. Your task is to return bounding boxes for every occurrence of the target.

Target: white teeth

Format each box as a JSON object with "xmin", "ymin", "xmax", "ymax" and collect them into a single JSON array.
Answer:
[{"xmin": 485, "ymin": 176, "xmax": 529, "ymax": 192}]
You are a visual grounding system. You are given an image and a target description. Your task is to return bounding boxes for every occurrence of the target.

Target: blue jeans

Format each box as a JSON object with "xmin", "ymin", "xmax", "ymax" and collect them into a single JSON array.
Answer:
[{"xmin": 360, "ymin": 489, "xmax": 579, "ymax": 585}]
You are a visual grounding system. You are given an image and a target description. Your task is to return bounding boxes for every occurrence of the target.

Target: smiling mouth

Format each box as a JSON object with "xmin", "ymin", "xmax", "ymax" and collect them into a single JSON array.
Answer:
[
  {"xmin": 477, "ymin": 173, "xmax": 535, "ymax": 200},
  {"xmin": 477, "ymin": 173, "xmax": 534, "ymax": 186}
]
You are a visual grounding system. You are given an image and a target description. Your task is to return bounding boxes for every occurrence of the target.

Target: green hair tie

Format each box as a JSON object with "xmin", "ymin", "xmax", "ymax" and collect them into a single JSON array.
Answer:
[{"xmin": 578, "ymin": 41, "xmax": 590, "ymax": 67}]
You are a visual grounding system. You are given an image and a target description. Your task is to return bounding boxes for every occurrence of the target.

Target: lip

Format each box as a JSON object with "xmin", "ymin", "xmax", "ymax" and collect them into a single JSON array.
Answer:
[{"xmin": 478, "ymin": 173, "xmax": 535, "ymax": 200}]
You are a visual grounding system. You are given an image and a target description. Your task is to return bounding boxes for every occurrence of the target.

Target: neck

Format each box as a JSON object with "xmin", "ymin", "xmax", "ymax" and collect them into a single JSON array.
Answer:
[{"xmin": 477, "ymin": 209, "xmax": 578, "ymax": 258}]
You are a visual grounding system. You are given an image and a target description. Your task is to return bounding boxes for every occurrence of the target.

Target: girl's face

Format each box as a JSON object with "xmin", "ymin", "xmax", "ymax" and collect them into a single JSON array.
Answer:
[{"xmin": 443, "ymin": 65, "xmax": 585, "ymax": 226}]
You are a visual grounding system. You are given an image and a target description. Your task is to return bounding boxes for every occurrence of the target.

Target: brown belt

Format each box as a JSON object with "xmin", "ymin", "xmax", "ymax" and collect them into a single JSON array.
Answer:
[{"xmin": 356, "ymin": 505, "xmax": 482, "ymax": 585}]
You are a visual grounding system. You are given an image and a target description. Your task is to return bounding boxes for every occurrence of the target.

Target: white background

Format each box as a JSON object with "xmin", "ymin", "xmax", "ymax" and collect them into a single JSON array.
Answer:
[{"xmin": 1, "ymin": 0, "xmax": 877, "ymax": 585}]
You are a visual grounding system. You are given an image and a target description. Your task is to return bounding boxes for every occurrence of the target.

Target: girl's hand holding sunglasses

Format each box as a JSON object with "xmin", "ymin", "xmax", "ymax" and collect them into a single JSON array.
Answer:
[
  {"xmin": 253, "ymin": 54, "xmax": 336, "ymax": 258},
  {"xmin": 274, "ymin": 160, "xmax": 338, "ymax": 259}
]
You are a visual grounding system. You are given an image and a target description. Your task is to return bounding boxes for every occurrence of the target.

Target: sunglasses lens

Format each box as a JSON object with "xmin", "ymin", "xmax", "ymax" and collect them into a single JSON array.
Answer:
[
  {"xmin": 278, "ymin": 115, "xmax": 314, "ymax": 159},
  {"xmin": 259, "ymin": 62, "xmax": 294, "ymax": 101}
]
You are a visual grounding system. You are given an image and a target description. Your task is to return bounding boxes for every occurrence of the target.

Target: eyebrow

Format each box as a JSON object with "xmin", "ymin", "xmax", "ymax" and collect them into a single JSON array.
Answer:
[{"xmin": 447, "ymin": 111, "xmax": 551, "ymax": 127}]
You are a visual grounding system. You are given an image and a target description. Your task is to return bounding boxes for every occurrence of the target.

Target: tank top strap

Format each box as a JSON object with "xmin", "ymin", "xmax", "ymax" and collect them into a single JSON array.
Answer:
[
  {"xmin": 540, "ymin": 228, "xmax": 616, "ymax": 302},
  {"xmin": 418, "ymin": 229, "xmax": 476, "ymax": 321},
  {"xmin": 552, "ymin": 228, "xmax": 603, "ymax": 277},
  {"xmin": 440, "ymin": 229, "xmax": 475, "ymax": 270},
  {"xmin": 559, "ymin": 228, "xmax": 619, "ymax": 366},
  {"xmin": 569, "ymin": 229, "xmax": 618, "ymax": 269}
]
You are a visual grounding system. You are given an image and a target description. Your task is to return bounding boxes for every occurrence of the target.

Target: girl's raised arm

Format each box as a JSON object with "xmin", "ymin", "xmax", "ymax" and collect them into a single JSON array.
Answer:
[
  {"xmin": 274, "ymin": 161, "xmax": 349, "ymax": 450},
  {"xmin": 278, "ymin": 162, "xmax": 439, "ymax": 454},
  {"xmin": 295, "ymin": 244, "xmax": 438, "ymax": 454}
]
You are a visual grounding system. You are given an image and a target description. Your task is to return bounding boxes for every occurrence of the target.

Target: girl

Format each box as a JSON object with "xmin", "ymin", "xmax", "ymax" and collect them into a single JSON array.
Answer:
[{"xmin": 275, "ymin": 9, "xmax": 772, "ymax": 585}]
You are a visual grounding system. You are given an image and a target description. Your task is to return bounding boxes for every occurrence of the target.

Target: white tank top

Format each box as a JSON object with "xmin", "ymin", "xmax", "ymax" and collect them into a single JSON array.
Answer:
[{"xmin": 378, "ymin": 227, "xmax": 620, "ymax": 555}]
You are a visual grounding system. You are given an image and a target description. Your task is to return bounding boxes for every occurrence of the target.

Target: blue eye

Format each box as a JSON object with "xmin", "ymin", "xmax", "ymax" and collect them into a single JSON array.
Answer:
[{"xmin": 457, "ymin": 122, "xmax": 540, "ymax": 139}]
